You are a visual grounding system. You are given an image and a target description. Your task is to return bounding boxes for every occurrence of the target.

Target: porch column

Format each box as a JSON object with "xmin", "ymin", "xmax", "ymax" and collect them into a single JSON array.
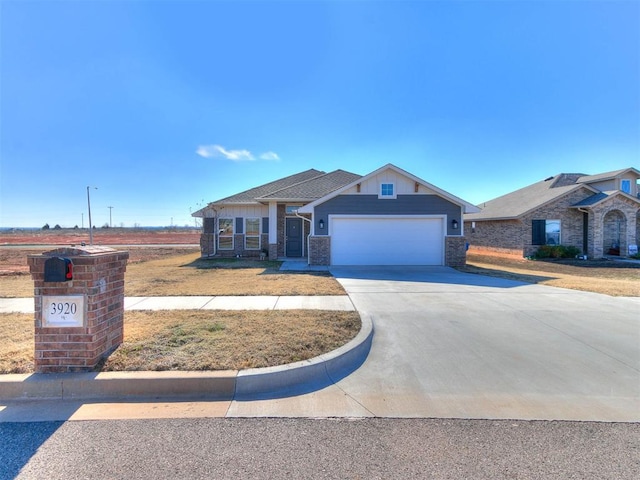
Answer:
[
  {"xmin": 626, "ymin": 211, "xmax": 638, "ymax": 256},
  {"xmin": 268, "ymin": 202, "xmax": 278, "ymax": 260}
]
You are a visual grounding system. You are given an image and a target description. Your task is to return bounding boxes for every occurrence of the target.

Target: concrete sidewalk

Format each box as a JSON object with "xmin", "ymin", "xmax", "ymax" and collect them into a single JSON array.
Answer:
[{"xmin": 0, "ymin": 295, "xmax": 355, "ymax": 313}]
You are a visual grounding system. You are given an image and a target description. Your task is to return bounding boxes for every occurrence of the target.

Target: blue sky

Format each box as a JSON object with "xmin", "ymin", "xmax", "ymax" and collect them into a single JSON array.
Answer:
[{"xmin": 1, "ymin": 0, "xmax": 638, "ymax": 228}]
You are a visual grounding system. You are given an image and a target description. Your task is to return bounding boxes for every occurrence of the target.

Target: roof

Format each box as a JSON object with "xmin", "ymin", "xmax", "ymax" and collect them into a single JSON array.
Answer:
[
  {"xmin": 257, "ymin": 169, "xmax": 362, "ymax": 201},
  {"xmin": 577, "ymin": 167, "xmax": 640, "ymax": 184},
  {"xmin": 465, "ymin": 167, "xmax": 640, "ymax": 221},
  {"xmin": 464, "ymin": 174, "xmax": 591, "ymax": 221},
  {"xmin": 210, "ymin": 169, "xmax": 325, "ymax": 205},
  {"xmin": 570, "ymin": 190, "xmax": 640, "ymax": 208},
  {"xmin": 299, "ymin": 163, "xmax": 480, "ymax": 214},
  {"xmin": 192, "ymin": 168, "xmax": 362, "ymax": 217}
]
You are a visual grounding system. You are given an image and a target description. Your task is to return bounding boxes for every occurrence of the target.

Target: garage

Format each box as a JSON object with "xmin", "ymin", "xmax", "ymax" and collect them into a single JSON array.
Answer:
[{"xmin": 330, "ymin": 215, "xmax": 444, "ymax": 265}]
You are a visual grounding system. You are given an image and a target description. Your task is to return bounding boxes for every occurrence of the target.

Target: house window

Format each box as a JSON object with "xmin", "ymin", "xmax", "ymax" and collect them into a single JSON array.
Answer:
[
  {"xmin": 218, "ymin": 218, "xmax": 234, "ymax": 250},
  {"xmin": 380, "ymin": 183, "xmax": 395, "ymax": 199},
  {"xmin": 621, "ymin": 179, "xmax": 631, "ymax": 194},
  {"xmin": 285, "ymin": 205, "xmax": 302, "ymax": 215},
  {"xmin": 532, "ymin": 219, "xmax": 561, "ymax": 245},
  {"xmin": 245, "ymin": 218, "xmax": 260, "ymax": 250}
]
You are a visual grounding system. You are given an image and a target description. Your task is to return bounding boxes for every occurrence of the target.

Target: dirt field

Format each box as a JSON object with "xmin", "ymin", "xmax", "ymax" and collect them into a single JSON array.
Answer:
[
  {"xmin": 0, "ymin": 227, "xmax": 200, "ymax": 246},
  {"xmin": 0, "ymin": 228, "xmax": 200, "ymax": 275}
]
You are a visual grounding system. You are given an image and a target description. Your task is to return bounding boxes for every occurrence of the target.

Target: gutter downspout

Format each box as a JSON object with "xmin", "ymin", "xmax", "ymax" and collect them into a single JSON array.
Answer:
[{"xmin": 295, "ymin": 211, "xmax": 312, "ymax": 266}]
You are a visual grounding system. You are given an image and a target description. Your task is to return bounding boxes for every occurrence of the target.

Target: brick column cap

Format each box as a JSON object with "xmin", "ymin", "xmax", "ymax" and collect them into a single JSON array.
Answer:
[{"xmin": 31, "ymin": 246, "xmax": 120, "ymax": 257}]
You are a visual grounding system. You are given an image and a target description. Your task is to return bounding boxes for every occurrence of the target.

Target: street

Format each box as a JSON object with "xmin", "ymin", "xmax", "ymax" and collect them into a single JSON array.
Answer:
[{"xmin": 3, "ymin": 417, "xmax": 638, "ymax": 479}]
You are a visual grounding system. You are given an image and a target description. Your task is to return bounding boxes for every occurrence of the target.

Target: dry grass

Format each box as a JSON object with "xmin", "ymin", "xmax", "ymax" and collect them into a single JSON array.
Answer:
[
  {"xmin": 461, "ymin": 253, "xmax": 640, "ymax": 297},
  {"xmin": 0, "ymin": 310, "xmax": 361, "ymax": 374},
  {"xmin": 124, "ymin": 253, "xmax": 345, "ymax": 296},
  {"xmin": 0, "ymin": 313, "xmax": 34, "ymax": 373},
  {"xmin": 0, "ymin": 249, "xmax": 346, "ymax": 297}
]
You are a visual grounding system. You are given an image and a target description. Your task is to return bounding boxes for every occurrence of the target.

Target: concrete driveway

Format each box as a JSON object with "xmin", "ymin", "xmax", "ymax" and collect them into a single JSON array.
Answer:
[{"xmin": 230, "ymin": 266, "xmax": 640, "ymax": 421}]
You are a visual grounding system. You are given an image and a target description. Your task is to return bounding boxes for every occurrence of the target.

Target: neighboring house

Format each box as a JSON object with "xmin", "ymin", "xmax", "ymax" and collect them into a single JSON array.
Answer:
[
  {"xmin": 464, "ymin": 168, "xmax": 640, "ymax": 258},
  {"xmin": 193, "ymin": 164, "xmax": 479, "ymax": 266}
]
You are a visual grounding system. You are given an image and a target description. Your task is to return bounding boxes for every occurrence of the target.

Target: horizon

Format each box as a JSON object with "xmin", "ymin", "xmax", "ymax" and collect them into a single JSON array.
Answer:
[{"xmin": 1, "ymin": 1, "xmax": 638, "ymax": 228}]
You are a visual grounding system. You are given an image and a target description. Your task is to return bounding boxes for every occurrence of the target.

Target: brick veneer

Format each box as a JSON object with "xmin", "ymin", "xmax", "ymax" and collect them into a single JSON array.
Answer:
[
  {"xmin": 445, "ymin": 236, "xmax": 467, "ymax": 267},
  {"xmin": 465, "ymin": 188, "xmax": 639, "ymax": 258},
  {"xmin": 309, "ymin": 236, "xmax": 331, "ymax": 265},
  {"xmin": 28, "ymin": 246, "xmax": 129, "ymax": 373}
]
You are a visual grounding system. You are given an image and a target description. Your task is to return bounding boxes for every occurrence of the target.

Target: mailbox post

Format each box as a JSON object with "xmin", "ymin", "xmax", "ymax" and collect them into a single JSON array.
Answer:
[{"xmin": 28, "ymin": 246, "xmax": 129, "ymax": 373}]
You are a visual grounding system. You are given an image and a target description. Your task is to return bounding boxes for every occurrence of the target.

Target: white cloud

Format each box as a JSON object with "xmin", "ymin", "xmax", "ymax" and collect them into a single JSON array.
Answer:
[
  {"xmin": 259, "ymin": 151, "xmax": 280, "ymax": 161},
  {"xmin": 196, "ymin": 144, "xmax": 280, "ymax": 162},
  {"xmin": 196, "ymin": 144, "xmax": 255, "ymax": 161}
]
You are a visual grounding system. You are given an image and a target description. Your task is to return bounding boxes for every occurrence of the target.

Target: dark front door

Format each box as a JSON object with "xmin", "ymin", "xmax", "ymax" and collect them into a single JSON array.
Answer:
[{"xmin": 285, "ymin": 217, "xmax": 303, "ymax": 257}]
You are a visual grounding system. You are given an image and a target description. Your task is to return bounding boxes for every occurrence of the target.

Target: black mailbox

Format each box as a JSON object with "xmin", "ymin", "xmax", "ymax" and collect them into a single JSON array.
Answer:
[{"xmin": 44, "ymin": 257, "xmax": 73, "ymax": 282}]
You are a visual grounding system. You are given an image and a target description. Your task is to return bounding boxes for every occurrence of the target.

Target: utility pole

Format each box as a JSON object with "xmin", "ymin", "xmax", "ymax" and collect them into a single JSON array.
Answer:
[
  {"xmin": 108, "ymin": 206, "xmax": 114, "ymax": 228},
  {"xmin": 87, "ymin": 186, "xmax": 97, "ymax": 245}
]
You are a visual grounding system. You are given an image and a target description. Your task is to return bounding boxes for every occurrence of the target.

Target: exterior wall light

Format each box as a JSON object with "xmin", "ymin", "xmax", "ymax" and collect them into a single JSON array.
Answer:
[
  {"xmin": 452, "ymin": 219, "xmax": 459, "ymax": 230},
  {"xmin": 319, "ymin": 219, "xmax": 325, "ymax": 230}
]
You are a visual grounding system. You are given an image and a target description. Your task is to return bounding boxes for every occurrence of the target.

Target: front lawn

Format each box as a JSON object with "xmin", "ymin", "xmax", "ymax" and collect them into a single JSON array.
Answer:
[
  {"xmin": 460, "ymin": 252, "xmax": 640, "ymax": 297},
  {"xmin": 0, "ymin": 310, "xmax": 361, "ymax": 374}
]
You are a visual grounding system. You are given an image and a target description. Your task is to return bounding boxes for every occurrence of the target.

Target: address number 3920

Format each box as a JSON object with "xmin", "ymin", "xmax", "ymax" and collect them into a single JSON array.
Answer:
[{"xmin": 50, "ymin": 302, "xmax": 78, "ymax": 315}]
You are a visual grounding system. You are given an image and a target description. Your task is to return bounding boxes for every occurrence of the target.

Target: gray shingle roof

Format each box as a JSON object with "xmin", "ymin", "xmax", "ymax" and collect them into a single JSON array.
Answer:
[
  {"xmin": 211, "ymin": 169, "xmax": 325, "ymax": 204},
  {"xmin": 571, "ymin": 191, "xmax": 611, "ymax": 207},
  {"xmin": 209, "ymin": 168, "xmax": 361, "ymax": 205},
  {"xmin": 258, "ymin": 169, "xmax": 362, "ymax": 200},
  {"xmin": 465, "ymin": 174, "xmax": 587, "ymax": 221},
  {"xmin": 466, "ymin": 167, "xmax": 640, "ymax": 221},
  {"xmin": 576, "ymin": 168, "xmax": 635, "ymax": 184}
]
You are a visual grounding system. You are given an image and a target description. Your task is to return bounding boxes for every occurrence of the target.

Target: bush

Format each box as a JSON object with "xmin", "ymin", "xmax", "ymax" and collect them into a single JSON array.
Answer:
[{"xmin": 534, "ymin": 245, "xmax": 582, "ymax": 259}]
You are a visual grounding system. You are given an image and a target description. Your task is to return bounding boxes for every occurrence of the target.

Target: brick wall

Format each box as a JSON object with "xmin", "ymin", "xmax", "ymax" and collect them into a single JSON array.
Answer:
[
  {"xmin": 465, "ymin": 188, "xmax": 594, "ymax": 257},
  {"xmin": 28, "ymin": 246, "xmax": 129, "ymax": 373},
  {"xmin": 464, "ymin": 219, "xmax": 525, "ymax": 254},
  {"xmin": 589, "ymin": 195, "xmax": 639, "ymax": 258},
  {"xmin": 309, "ymin": 236, "xmax": 331, "ymax": 265},
  {"xmin": 445, "ymin": 236, "xmax": 467, "ymax": 267}
]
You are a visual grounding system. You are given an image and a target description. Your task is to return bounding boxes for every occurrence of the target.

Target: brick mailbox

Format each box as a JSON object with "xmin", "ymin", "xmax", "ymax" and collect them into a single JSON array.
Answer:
[{"xmin": 28, "ymin": 246, "xmax": 129, "ymax": 373}]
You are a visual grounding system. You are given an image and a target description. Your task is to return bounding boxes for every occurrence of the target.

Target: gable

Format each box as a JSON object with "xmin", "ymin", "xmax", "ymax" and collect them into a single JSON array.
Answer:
[
  {"xmin": 340, "ymin": 169, "xmax": 439, "ymax": 196},
  {"xmin": 299, "ymin": 163, "xmax": 479, "ymax": 214}
]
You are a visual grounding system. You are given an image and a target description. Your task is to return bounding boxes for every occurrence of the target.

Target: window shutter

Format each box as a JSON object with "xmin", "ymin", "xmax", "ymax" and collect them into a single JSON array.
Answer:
[
  {"xmin": 262, "ymin": 217, "xmax": 269, "ymax": 234},
  {"xmin": 532, "ymin": 220, "xmax": 545, "ymax": 245},
  {"xmin": 235, "ymin": 218, "xmax": 243, "ymax": 234}
]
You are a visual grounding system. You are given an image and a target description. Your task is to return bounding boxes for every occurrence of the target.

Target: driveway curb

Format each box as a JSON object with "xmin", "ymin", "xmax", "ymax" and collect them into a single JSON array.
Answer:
[{"xmin": 0, "ymin": 314, "xmax": 373, "ymax": 401}]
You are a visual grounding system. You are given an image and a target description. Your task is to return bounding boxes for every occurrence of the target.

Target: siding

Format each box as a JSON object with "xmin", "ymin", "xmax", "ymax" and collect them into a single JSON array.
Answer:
[{"xmin": 315, "ymin": 194, "xmax": 462, "ymax": 236}]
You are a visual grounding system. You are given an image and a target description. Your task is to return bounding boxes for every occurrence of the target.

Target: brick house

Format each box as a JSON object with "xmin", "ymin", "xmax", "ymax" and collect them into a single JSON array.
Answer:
[
  {"xmin": 464, "ymin": 168, "xmax": 640, "ymax": 258},
  {"xmin": 193, "ymin": 164, "xmax": 479, "ymax": 266}
]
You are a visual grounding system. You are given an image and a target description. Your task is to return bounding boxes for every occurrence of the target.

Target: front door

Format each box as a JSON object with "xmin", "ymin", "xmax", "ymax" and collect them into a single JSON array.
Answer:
[{"xmin": 285, "ymin": 217, "xmax": 303, "ymax": 257}]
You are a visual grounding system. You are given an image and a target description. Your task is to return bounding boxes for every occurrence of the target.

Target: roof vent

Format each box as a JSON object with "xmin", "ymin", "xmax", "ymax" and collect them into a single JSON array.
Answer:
[{"xmin": 544, "ymin": 176, "xmax": 554, "ymax": 182}]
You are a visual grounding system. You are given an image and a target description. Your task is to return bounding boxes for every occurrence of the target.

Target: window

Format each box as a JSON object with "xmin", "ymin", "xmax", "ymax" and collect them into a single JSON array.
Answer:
[
  {"xmin": 532, "ymin": 219, "xmax": 561, "ymax": 245},
  {"xmin": 285, "ymin": 205, "xmax": 301, "ymax": 215},
  {"xmin": 245, "ymin": 218, "xmax": 260, "ymax": 250},
  {"xmin": 545, "ymin": 220, "xmax": 561, "ymax": 245},
  {"xmin": 218, "ymin": 218, "xmax": 234, "ymax": 250},
  {"xmin": 380, "ymin": 183, "xmax": 395, "ymax": 198},
  {"xmin": 621, "ymin": 179, "xmax": 631, "ymax": 194}
]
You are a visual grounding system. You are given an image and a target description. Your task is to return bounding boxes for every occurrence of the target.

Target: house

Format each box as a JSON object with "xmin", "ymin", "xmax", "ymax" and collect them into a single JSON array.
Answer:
[
  {"xmin": 193, "ymin": 164, "xmax": 480, "ymax": 266},
  {"xmin": 464, "ymin": 168, "xmax": 640, "ymax": 258}
]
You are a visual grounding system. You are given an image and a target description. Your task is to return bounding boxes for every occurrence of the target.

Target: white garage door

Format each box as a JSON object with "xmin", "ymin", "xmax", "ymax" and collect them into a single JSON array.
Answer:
[{"xmin": 331, "ymin": 216, "xmax": 444, "ymax": 265}]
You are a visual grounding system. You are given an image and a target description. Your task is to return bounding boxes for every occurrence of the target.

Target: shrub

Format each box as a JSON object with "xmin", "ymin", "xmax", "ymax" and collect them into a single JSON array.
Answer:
[{"xmin": 534, "ymin": 245, "xmax": 582, "ymax": 259}]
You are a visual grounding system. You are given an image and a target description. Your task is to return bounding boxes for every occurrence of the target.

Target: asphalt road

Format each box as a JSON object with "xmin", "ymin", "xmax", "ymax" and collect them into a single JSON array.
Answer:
[{"xmin": 3, "ymin": 418, "xmax": 638, "ymax": 479}]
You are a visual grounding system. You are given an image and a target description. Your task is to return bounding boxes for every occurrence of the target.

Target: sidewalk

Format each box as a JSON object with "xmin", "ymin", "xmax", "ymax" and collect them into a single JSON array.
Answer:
[{"xmin": 0, "ymin": 295, "xmax": 355, "ymax": 313}]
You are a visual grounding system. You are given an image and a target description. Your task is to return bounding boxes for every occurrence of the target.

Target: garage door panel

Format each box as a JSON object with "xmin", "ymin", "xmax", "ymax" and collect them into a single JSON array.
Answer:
[{"xmin": 331, "ymin": 217, "xmax": 443, "ymax": 265}]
